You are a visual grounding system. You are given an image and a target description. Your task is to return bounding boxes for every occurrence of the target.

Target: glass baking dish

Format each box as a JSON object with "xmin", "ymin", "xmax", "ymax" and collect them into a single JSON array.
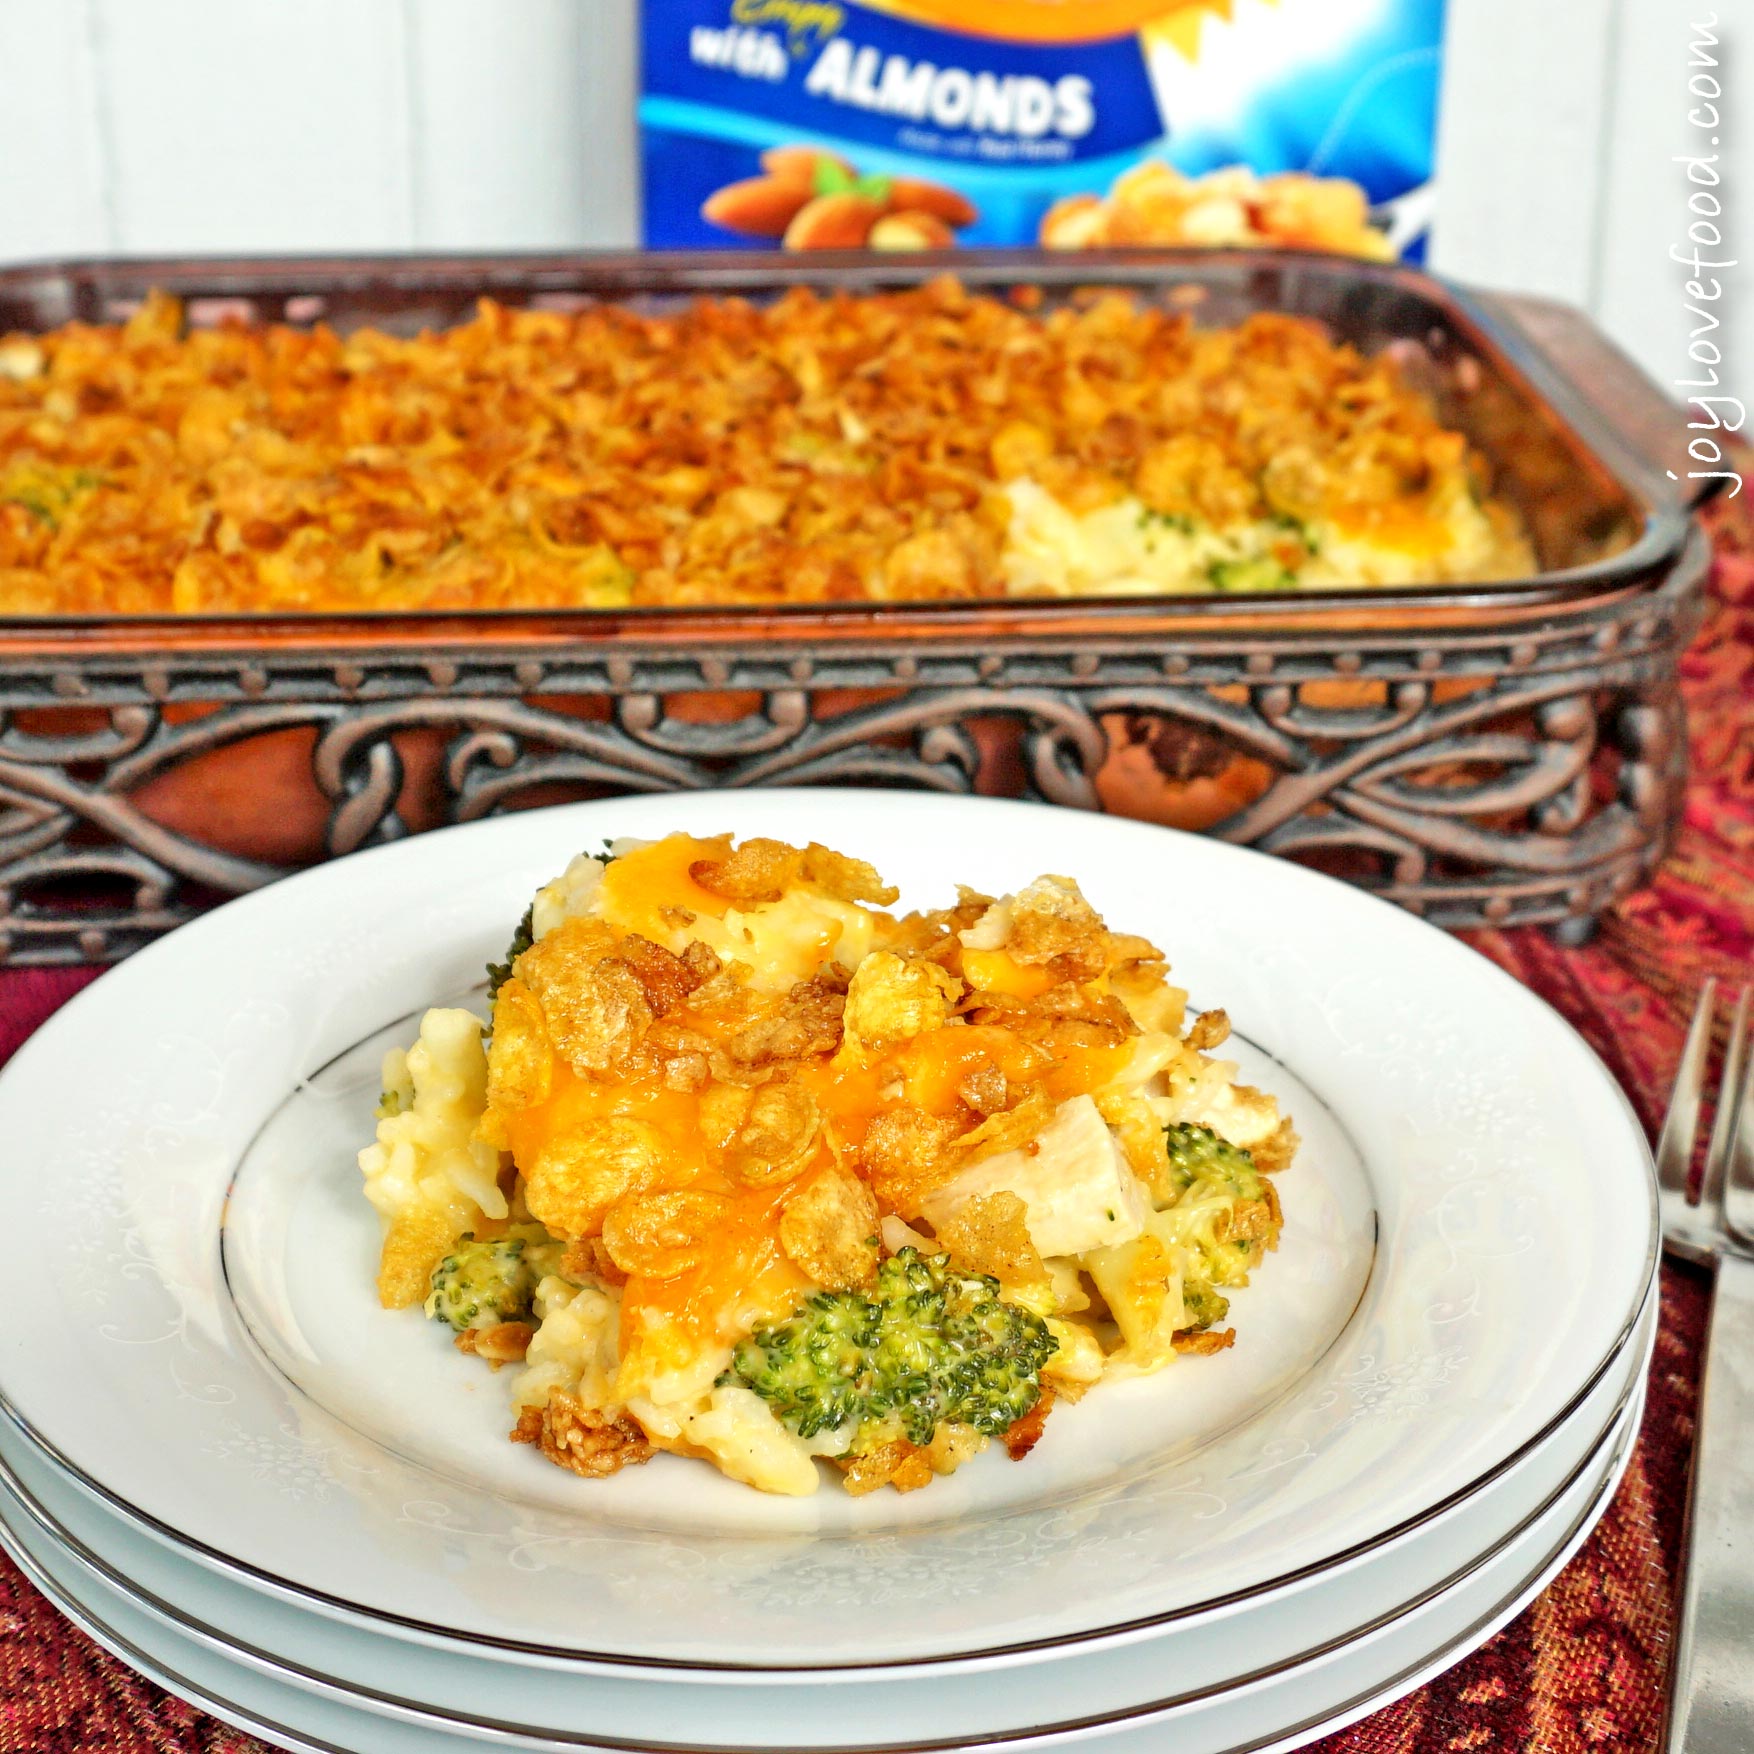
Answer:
[
  {"xmin": 0, "ymin": 248, "xmax": 1707, "ymax": 961},
  {"xmin": 0, "ymin": 246, "xmax": 1690, "ymax": 649}
]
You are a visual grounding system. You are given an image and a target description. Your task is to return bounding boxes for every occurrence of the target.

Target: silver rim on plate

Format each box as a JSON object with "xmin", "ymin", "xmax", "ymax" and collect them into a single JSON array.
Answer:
[
  {"xmin": 0, "ymin": 1238, "xmax": 1654, "ymax": 1675},
  {"xmin": 0, "ymin": 1384, "xmax": 1645, "ymax": 1754},
  {"xmin": 0, "ymin": 1302, "xmax": 1655, "ymax": 1754}
]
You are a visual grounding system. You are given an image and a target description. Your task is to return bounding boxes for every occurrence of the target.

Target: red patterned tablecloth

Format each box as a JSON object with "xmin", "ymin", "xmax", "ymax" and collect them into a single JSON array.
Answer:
[{"xmin": 0, "ymin": 491, "xmax": 1748, "ymax": 1754}]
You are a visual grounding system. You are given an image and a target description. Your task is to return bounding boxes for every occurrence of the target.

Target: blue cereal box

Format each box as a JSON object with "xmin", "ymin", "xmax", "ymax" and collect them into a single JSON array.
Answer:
[{"xmin": 639, "ymin": 0, "xmax": 1446, "ymax": 261}]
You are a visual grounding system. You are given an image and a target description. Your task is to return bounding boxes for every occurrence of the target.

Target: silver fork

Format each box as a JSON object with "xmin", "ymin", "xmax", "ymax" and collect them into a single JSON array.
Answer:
[{"xmin": 1658, "ymin": 979, "xmax": 1754, "ymax": 1754}]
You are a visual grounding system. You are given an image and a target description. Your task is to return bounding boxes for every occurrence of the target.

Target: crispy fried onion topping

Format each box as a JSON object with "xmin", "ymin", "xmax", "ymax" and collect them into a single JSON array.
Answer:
[
  {"xmin": 4, "ymin": 287, "xmax": 1521, "ymax": 617},
  {"xmin": 455, "ymin": 1322, "xmax": 535, "ymax": 1364},
  {"xmin": 843, "ymin": 952, "xmax": 962, "ymax": 1053},
  {"xmin": 1003, "ymin": 1386, "xmax": 1055, "ymax": 1460}
]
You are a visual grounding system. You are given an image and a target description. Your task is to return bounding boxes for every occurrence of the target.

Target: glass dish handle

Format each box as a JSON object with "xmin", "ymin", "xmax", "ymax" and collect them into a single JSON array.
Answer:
[{"xmin": 1482, "ymin": 291, "xmax": 1717, "ymax": 513}]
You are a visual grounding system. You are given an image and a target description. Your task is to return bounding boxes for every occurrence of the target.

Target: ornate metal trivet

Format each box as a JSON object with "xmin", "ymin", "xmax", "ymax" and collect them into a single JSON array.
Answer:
[{"xmin": 0, "ymin": 530, "xmax": 1705, "ymax": 964}]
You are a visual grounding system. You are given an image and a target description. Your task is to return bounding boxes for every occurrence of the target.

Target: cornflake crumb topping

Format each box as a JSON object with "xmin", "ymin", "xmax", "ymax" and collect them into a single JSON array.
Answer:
[{"xmin": 2, "ymin": 282, "xmax": 1528, "ymax": 614}]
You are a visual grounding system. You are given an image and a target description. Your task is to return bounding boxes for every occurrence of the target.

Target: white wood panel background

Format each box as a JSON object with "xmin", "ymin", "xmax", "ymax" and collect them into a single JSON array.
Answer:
[{"xmin": 0, "ymin": 0, "xmax": 1745, "ymax": 401}]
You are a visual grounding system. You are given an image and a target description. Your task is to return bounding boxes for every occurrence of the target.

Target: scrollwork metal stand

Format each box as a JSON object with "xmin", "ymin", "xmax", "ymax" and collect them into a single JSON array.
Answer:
[{"xmin": 0, "ymin": 531, "xmax": 1706, "ymax": 963}]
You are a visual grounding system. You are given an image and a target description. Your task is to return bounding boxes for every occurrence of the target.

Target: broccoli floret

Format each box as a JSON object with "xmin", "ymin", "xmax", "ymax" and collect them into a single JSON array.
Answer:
[
  {"xmin": 425, "ymin": 1232, "xmax": 561, "ymax": 1331},
  {"xmin": 1162, "ymin": 1123, "xmax": 1266, "ymax": 1202},
  {"xmin": 725, "ymin": 1248, "xmax": 1058, "ymax": 1449},
  {"xmin": 729, "ymin": 1290, "xmax": 877, "ymax": 1439},
  {"xmin": 1208, "ymin": 556, "xmax": 1296, "ymax": 593},
  {"xmin": 1157, "ymin": 1125, "xmax": 1278, "ymax": 1333},
  {"xmin": 2, "ymin": 465, "xmax": 103, "ymax": 531},
  {"xmin": 1271, "ymin": 513, "xmax": 1322, "ymax": 558},
  {"xmin": 1172, "ymin": 1227, "xmax": 1260, "ymax": 1335},
  {"xmin": 1179, "ymin": 1276, "xmax": 1231, "ymax": 1331},
  {"xmin": 485, "ymin": 905, "xmax": 535, "ymax": 1001}
]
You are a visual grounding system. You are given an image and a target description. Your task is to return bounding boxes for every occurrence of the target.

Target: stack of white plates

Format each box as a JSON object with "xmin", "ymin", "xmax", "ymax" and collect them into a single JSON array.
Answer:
[{"xmin": 0, "ymin": 792, "xmax": 1658, "ymax": 1754}]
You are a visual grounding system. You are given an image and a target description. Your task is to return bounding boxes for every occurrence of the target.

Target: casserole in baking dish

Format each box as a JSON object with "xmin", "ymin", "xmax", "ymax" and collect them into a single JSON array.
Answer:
[{"xmin": 0, "ymin": 275, "xmax": 1534, "ymax": 616}]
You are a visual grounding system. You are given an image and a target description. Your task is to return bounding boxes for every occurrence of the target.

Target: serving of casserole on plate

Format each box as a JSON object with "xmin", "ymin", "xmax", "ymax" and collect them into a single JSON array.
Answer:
[
  {"xmin": 0, "ymin": 276, "xmax": 1533, "ymax": 615},
  {"xmin": 359, "ymin": 829, "xmax": 1294, "ymax": 1497}
]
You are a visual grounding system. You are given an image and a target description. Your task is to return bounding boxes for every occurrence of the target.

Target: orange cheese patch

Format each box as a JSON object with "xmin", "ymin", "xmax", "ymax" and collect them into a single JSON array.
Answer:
[
  {"xmin": 620, "ymin": 1190, "xmax": 810, "ymax": 1361},
  {"xmin": 506, "ymin": 1058, "xmax": 824, "ymax": 1346},
  {"xmin": 896, "ymin": 1024, "xmax": 1048, "ymax": 1113},
  {"xmin": 960, "ymin": 947, "xmax": 1056, "ymax": 999},
  {"xmin": 1329, "ymin": 504, "xmax": 1451, "ymax": 557},
  {"xmin": 596, "ymin": 834, "xmax": 736, "ymax": 940}
]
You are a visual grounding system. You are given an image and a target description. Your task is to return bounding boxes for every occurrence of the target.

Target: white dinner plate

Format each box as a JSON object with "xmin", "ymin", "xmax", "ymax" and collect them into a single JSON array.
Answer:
[
  {"xmin": 0, "ymin": 1385, "xmax": 1645, "ymax": 1754},
  {"xmin": 0, "ymin": 791, "xmax": 1657, "ymax": 1669},
  {"xmin": 0, "ymin": 1287, "xmax": 1656, "ymax": 1750}
]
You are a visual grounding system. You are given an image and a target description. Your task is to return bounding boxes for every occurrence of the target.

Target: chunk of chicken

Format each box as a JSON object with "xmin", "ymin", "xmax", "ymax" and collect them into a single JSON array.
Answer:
[{"xmin": 918, "ymin": 1094, "xmax": 1151, "ymax": 1258}]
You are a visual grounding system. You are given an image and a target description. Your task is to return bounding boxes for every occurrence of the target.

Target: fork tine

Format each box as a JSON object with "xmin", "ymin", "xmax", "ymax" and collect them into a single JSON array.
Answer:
[
  {"xmin": 1699, "ymin": 984, "xmax": 1749, "ymax": 1227},
  {"xmin": 1657, "ymin": 978, "xmax": 1717, "ymax": 1198},
  {"xmin": 1722, "ymin": 987, "xmax": 1754, "ymax": 1245}
]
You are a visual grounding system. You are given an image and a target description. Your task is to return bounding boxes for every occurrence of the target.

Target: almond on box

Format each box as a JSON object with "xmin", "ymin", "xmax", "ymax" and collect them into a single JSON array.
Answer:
[{"xmin": 699, "ymin": 150, "xmax": 979, "ymax": 251}]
